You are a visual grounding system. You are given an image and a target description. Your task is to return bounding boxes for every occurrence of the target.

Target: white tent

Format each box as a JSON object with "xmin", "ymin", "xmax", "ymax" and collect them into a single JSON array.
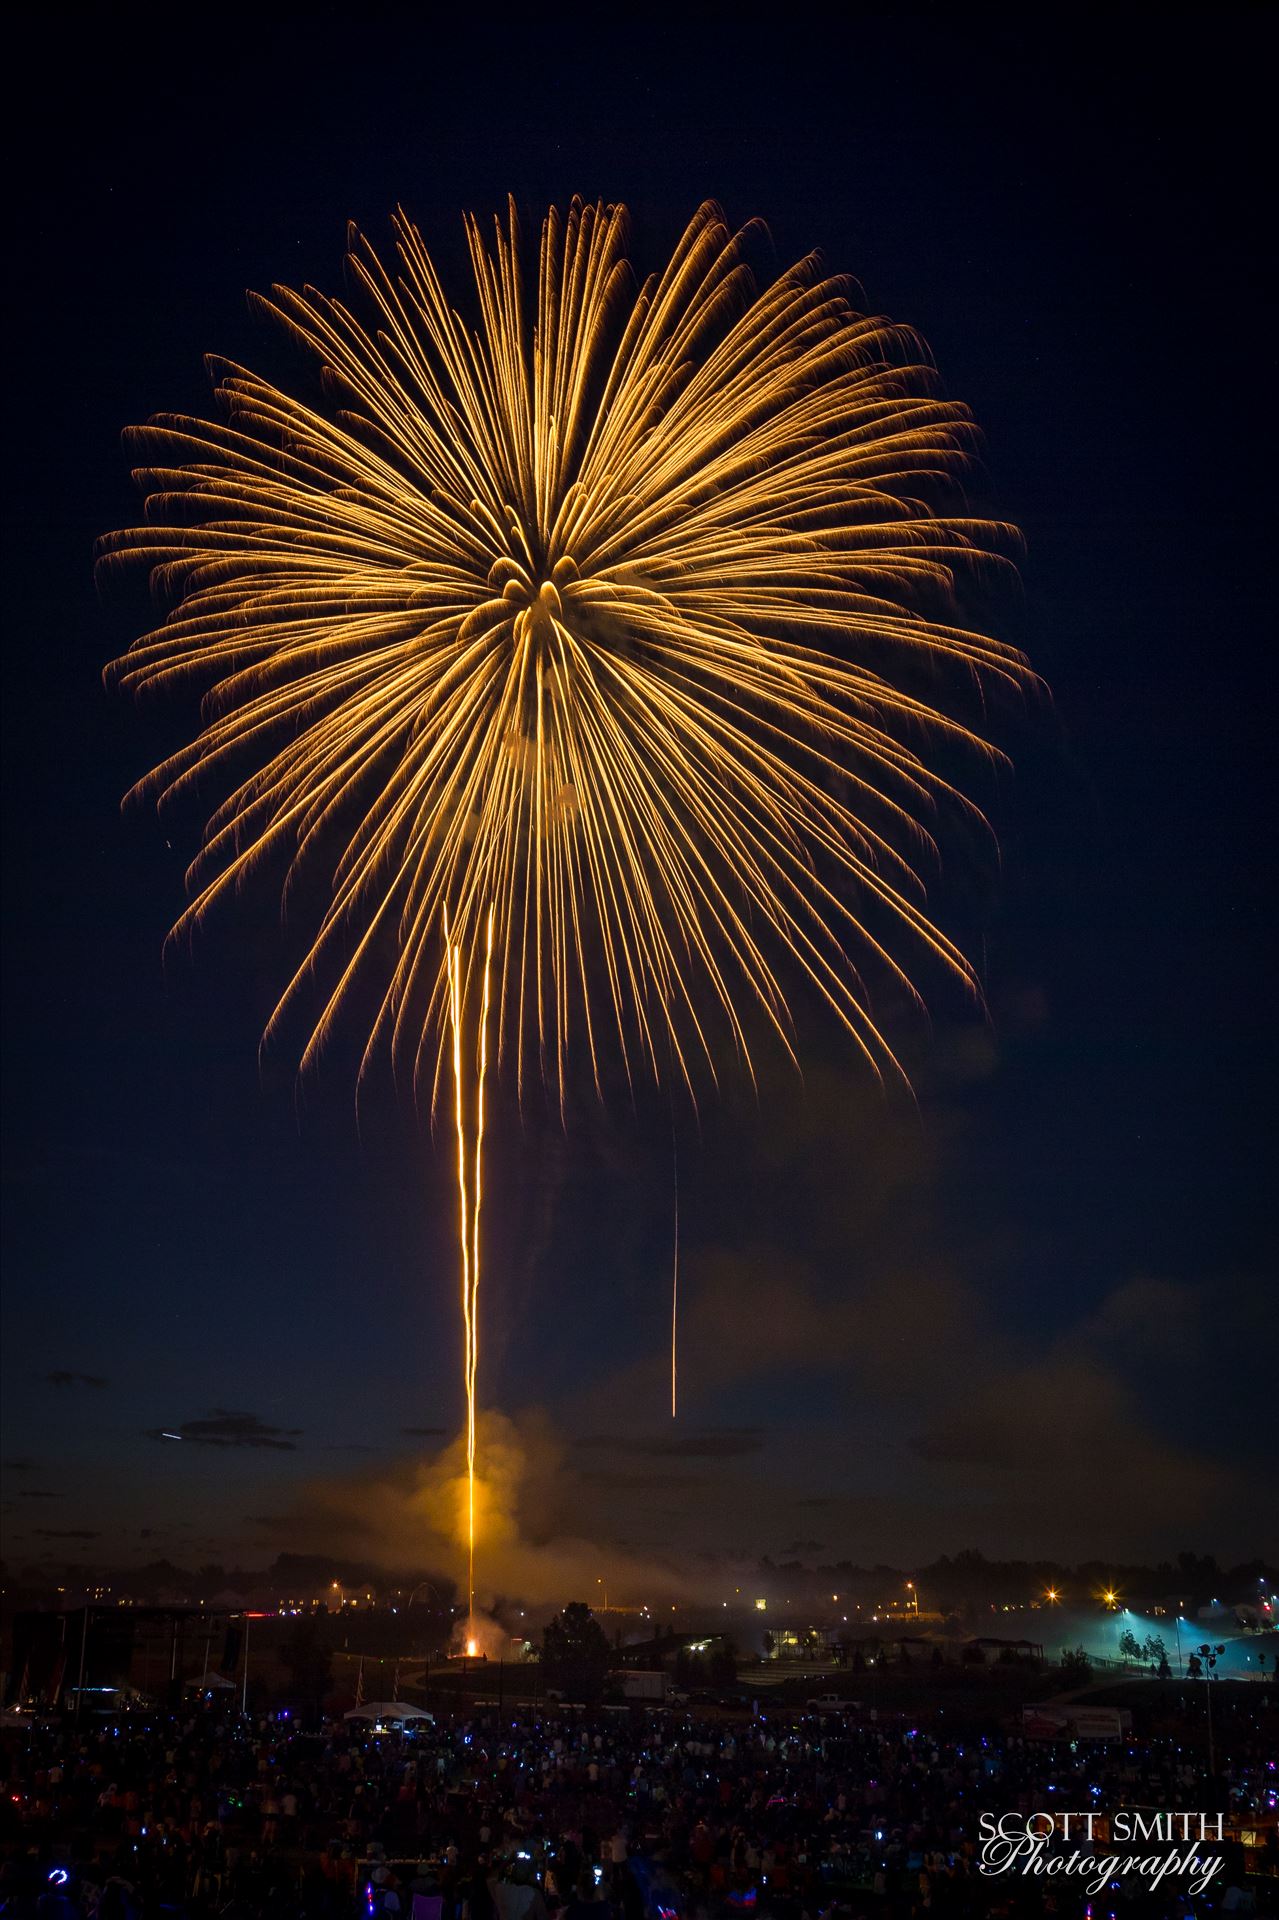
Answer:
[
  {"xmin": 343, "ymin": 1700, "xmax": 432, "ymax": 1722},
  {"xmin": 186, "ymin": 1671, "xmax": 236, "ymax": 1691}
]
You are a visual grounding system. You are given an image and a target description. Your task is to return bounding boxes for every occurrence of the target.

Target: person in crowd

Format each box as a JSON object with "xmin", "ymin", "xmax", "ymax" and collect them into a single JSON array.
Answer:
[{"xmin": 1, "ymin": 1687, "xmax": 1275, "ymax": 1918}]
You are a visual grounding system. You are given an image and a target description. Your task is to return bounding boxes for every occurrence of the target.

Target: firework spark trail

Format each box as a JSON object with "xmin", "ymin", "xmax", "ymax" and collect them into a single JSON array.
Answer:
[
  {"xmin": 102, "ymin": 199, "xmax": 1035, "ymax": 1612},
  {"xmin": 671, "ymin": 1125, "xmax": 680, "ymax": 1419},
  {"xmin": 470, "ymin": 904, "xmax": 494, "ymax": 1640},
  {"xmin": 446, "ymin": 907, "xmax": 494, "ymax": 1638},
  {"xmin": 445, "ymin": 932, "xmax": 473, "ymax": 1621}
]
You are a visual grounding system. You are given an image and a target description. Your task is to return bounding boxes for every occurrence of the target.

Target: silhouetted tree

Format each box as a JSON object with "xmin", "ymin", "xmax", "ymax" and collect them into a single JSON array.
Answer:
[
  {"xmin": 1141, "ymin": 1634, "xmax": 1169, "ymax": 1675},
  {"xmin": 1177, "ymin": 1550, "xmax": 1221, "ymax": 1589},
  {"xmin": 541, "ymin": 1602, "xmax": 611, "ymax": 1703}
]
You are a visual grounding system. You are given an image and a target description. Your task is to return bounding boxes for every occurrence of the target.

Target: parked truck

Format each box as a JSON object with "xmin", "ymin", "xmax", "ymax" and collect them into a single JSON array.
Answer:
[{"xmin": 617, "ymin": 1669, "xmax": 670, "ymax": 1702}]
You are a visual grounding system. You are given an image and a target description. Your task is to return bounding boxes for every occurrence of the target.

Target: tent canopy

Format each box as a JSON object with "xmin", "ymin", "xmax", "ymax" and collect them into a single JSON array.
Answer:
[{"xmin": 343, "ymin": 1700, "xmax": 432, "ymax": 1721}]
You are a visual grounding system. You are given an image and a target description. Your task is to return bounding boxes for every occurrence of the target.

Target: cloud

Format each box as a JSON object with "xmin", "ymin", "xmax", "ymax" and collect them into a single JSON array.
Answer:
[
  {"xmin": 2, "ymin": 1458, "xmax": 39, "ymax": 1472},
  {"xmin": 907, "ymin": 1350, "xmax": 1222, "ymax": 1527},
  {"xmin": 902, "ymin": 1273, "xmax": 1232, "ymax": 1535},
  {"xmin": 46, "ymin": 1370, "xmax": 108, "ymax": 1389},
  {"xmin": 570, "ymin": 1239, "xmax": 980, "ymax": 1446},
  {"xmin": 263, "ymin": 1408, "xmax": 697, "ymax": 1606},
  {"xmin": 144, "ymin": 1408, "xmax": 302, "ymax": 1450},
  {"xmin": 911, "ymin": 1360, "xmax": 1122, "ymax": 1468},
  {"xmin": 577, "ymin": 1426, "xmax": 765, "ymax": 1460},
  {"xmin": 35, "ymin": 1527, "xmax": 100, "ymax": 1540},
  {"xmin": 565, "ymin": 1200, "xmax": 1250, "ymax": 1562},
  {"xmin": 401, "ymin": 1426, "xmax": 448, "ymax": 1438},
  {"xmin": 579, "ymin": 1469, "xmax": 704, "ymax": 1492},
  {"xmin": 1080, "ymin": 1275, "xmax": 1200, "ymax": 1357},
  {"xmin": 17, "ymin": 1490, "xmax": 58, "ymax": 1500}
]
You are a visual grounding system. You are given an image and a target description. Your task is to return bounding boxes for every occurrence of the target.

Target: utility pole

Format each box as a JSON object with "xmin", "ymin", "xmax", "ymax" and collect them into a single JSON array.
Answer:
[{"xmin": 1205, "ymin": 1659, "xmax": 1215, "ymax": 1778}]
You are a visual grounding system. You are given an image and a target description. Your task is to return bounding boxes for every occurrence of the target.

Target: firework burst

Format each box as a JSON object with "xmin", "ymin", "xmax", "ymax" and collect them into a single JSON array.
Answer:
[
  {"xmin": 102, "ymin": 198, "xmax": 1027, "ymax": 1111},
  {"xmin": 103, "ymin": 201, "xmax": 1032, "ymax": 1617}
]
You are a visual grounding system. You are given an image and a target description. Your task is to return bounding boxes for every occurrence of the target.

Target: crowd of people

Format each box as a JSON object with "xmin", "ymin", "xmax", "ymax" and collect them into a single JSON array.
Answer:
[{"xmin": 1, "ymin": 1692, "xmax": 1275, "ymax": 1919}]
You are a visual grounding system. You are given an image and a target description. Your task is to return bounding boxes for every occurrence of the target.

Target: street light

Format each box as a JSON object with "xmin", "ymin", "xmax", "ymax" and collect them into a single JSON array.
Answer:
[{"xmin": 905, "ymin": 1582, "xmax": 919, "ymax": 1617}]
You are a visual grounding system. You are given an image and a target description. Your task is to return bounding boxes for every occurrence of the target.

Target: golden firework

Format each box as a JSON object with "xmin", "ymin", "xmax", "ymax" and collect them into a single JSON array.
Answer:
[
  {"xmin": 102, "ymin": 200, "xmax": 1031, "ymax": 1621},
  {"xmin": 102, "ymin": 198, "xmax": 1026, "ymax": 1107}
]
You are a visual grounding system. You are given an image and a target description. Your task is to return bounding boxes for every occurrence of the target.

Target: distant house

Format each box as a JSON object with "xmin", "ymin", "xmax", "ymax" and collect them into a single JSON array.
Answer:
[
  {"xmin": 964, "ymin": 1636, "xmax": 1044, "ymax": 1665},
  {"xmin": 764, "ymin": 1626, "xmax": 836, "ymax": 1661}
]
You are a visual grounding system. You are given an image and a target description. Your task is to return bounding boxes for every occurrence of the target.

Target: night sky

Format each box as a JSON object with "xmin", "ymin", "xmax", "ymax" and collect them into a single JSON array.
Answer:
[{"xmin": 2, "ymin": 8, "xmax": 1272, "ymax": 1588}]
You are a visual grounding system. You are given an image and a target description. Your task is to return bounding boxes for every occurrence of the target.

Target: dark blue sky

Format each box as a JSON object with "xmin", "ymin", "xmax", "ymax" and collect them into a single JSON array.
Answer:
[{"xmin": 2, "ymin": 7, "xmax": 1272, "ymax": 1587}]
